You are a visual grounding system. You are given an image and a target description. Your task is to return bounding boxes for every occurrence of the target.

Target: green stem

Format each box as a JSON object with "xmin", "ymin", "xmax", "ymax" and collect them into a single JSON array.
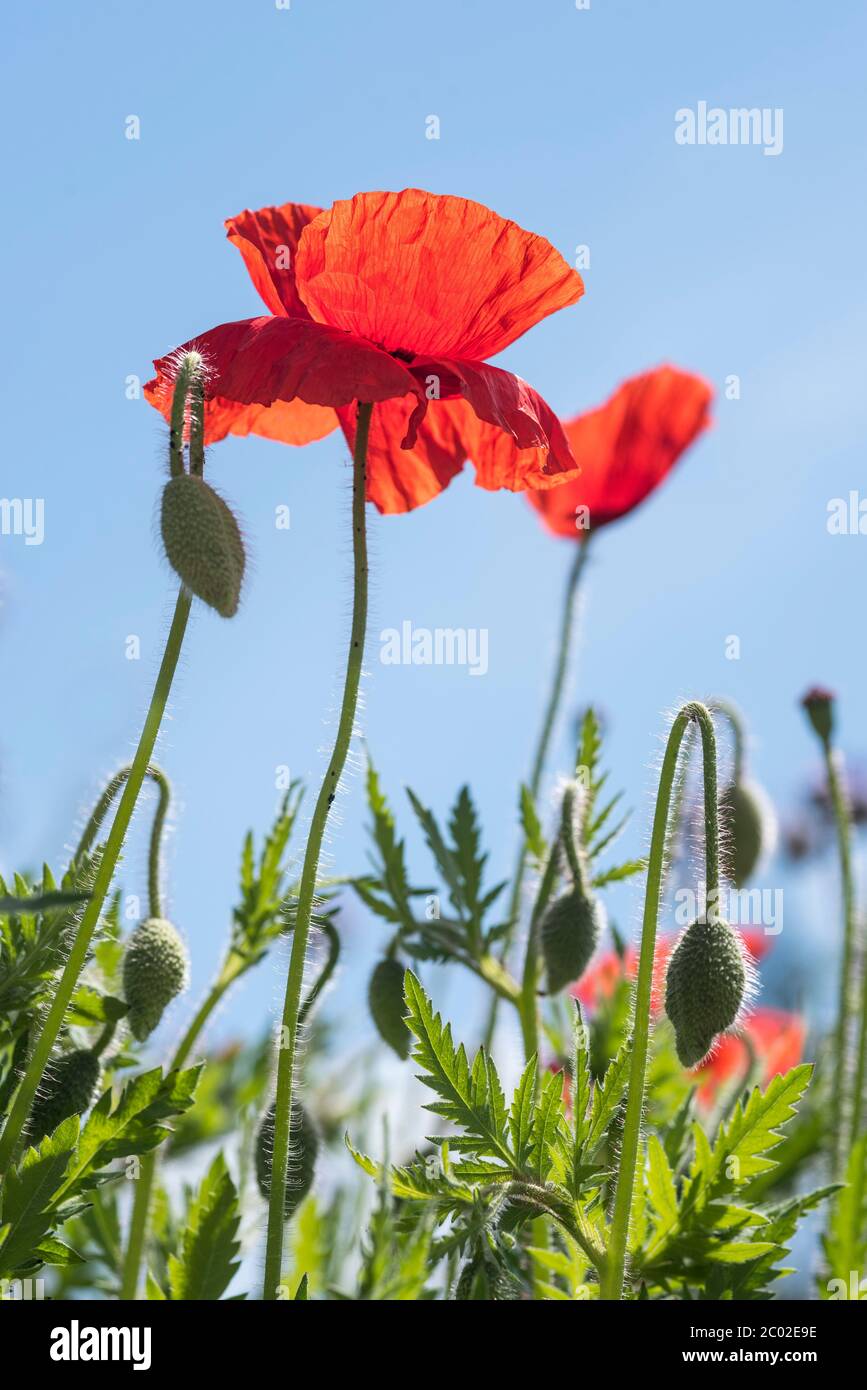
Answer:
[
  {"xmin": 74, "ymin": 765, "xmax": 171, "ymax": 920},
  {"xmin": 601, "ymin": 702, "xmax": 716, "ymax": 1300},
  {"xmin": 119, "ymin": 959, "xmax": 235, "ymax": 1300},
  {"xmin": 518, "ymin": 839, "xmax": 561, "ymax": 1065},
  {"xmin": 119, "ymin": 893, "xmax": 342, "ymax": 1299},
  {"xmin": 822, "ymin": 740, "xmax": 857, "ymax": 1174},
  {"xmin": 261, "ymin": 400, "xmax": 372, "ymax": 1301},
  {"xmin": 0, "ymin": 590, "xmax": 192, "ymax": 1179},
  {"xmin": 484, "ymin": 540, "xmax": 590, "ymax": 1051},
  {"xmin": 708, "ymin": 697, "xmax": 747, "ymax": 784},
  {"xmin": 850, "ymin": 925, "xmax": 867, "ymax": 1153}
]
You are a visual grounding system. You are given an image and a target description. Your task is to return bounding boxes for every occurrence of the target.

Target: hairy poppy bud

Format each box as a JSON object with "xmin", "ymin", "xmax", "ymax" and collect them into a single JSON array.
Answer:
[
  {"xmin": 664, "ymin": 917, "xmax": 748, "ymax": 1068},
  {"xmin": 28, "ymin": 1049, "xmax": 101, "ymax": 1142},
  {"xmin": 256, "ymin": 1102, "xmax": 319, "ymax": 1220},
  {"xmin": 161, "ymin": 473, "xmax": 245, "ymax": 618},
  {"xmin": 123, "ymin": 917, "xmax": 189, "ymax": 1041},
  {"xmin": 720, "ymin": 779, "xmax": 775, "ymax": 887},
  {"xmin": 368, "ymin": 958, "xmax": 411, "ymax": 1059},
  {"xmin": 541, "ymin": 888, "xmax": 604, "ymax": 994}
]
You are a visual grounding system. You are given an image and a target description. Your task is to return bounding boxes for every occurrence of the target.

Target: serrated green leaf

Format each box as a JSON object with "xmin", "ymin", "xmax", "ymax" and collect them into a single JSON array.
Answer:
[{"xmin": 167, "ymin": 1152, "xmax": 241, "ymax": 1301}]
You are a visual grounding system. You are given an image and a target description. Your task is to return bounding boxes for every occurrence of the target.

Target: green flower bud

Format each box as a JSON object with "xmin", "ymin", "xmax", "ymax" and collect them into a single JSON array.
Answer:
[
  {"xmin": 541, "ymin": 887, "xmax": 604, "ymax": 994},
  {"xmin": 28, "ymin": 1049, "xmax": 101, "ymax": 1143},
  {"xmin": 664, "ymin": 917, "xmax": 748, "ymax": 1068},
  {"xmin": 720, "ymin": 779, "xmax": 775, "ymax": 887},
  {"xmin": 161, "ymin": 473, "xmax": 245, "ymax": 618},
  {"xmin": 368, "ymin": 958, "xmax": 411, "ymax": 1059},
  {"xmin": 123, "ymin": 917, "xmax": 189, "ymax": 1041},
  {"xmin": 256, "ymin": 1102, "xmax": 319, "ymax": 1220}
]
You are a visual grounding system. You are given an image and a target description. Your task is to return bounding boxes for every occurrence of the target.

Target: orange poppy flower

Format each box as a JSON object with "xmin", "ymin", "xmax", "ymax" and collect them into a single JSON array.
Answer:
[
  {"xmin": 572, "ymin": 927, "xmax": 770, "ymax": 1014},
  {"xmin": 144, "ymin": 190, "xmax": 585, "ymax": 514},
  {"xmin": 527, "ymin": 366, "xmax": 713, "ymax": 538},
  {"xmin": 693, "ymin": 1008, "xmax": 805, "ymax": 1104}
]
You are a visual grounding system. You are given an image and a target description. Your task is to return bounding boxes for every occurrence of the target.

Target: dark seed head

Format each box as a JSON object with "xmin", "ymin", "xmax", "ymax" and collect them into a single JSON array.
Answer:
[
  {"xmin": 256, "ymin": 1101, "xmax": 319, "ymax": 1220},
  {"xmin": 664, "ymin": 917, "xmax": 748, "ymax": 1068},
  {"xmin": 541, "ymin": 888, "xmax": 604, "ymax": 994},
  {"xmin": 122, "ymin": 917, "xmax": 189, "ymax": 1041},
  {"xmin": 161, "ymin": 473, "xmax": 245, "ymax": 618}
]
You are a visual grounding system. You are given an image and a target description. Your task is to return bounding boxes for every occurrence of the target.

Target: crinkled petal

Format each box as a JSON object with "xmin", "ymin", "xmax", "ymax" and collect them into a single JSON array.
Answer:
[
  {"xmin": 407, "ymin": 356, "xmax": 578, "ymax": 481},
  {"xmin": 337, "ymin": 399, "xmax": 466, "ymax": 514},
  {"xmin": 529, "ymin": 365, "xmax": 713, "ymax": 538},
  {"xmin": 295, "ymin": 188, "xmax": 584, "ymax": 360},
  {"xmin": 225, "ymin": 202, "xmax": 323, "ymax": 318},
  {"xmin": 147, "ymin": 318, "xmax": 422, "ymax": 425},
  {"xmin": 144, "ymin": 369, "xmax": 338, "ymax": 447},
  {"xmin": 337, "ymin": 372, "xmax": 578, "ymax": 515}
]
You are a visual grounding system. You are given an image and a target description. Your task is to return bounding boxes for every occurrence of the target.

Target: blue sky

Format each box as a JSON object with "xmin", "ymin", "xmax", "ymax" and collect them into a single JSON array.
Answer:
[{"xmin": 1, "ymin": 0, "xmax": 866, "ymax": 1063}]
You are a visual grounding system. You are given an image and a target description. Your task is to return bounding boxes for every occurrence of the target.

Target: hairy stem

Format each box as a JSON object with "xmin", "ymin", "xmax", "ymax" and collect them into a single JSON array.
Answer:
[
  {"xmin": 0, "ymin": 591, "xmax": 192, "ymax": 1178},
  {"xmin": 262, "ymin": 400, "xmax": 372, "ymax": 1300},
  {"xmin": 485, "ymin": 541, "xmax": 591, "ymax": 1050},
  {"xmin": 518, "ymin": 839, "xmax": 561, "ymax": 1065},
  {"xmin": 601, "ymin": 702, "xmax": 715, "ymax": 1300},
  {"xmin": 822, "ymin": 740, "xmax": 857, "ymax": 1174}
]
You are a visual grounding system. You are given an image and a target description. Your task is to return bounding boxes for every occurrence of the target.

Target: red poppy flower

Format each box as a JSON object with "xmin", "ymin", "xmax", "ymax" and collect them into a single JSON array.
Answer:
[
  {"xmin": 572, "ymin": 927, "xmax": 770, "ymax": 1014},
  {"xmin": 526, "ymin": 366, "xmax": 713, "ymax": 538},
  {"xmin": 693, "ymin": 1008, "xmax": 805, "ymax": 1104},
  {"xmin": 144, "ymin": 190, "xmax": 585, "ymax": 514}
]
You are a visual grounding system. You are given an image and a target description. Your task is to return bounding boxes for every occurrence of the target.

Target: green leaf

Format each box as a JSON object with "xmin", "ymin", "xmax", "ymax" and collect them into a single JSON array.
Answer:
[
  {"xmin": 508, "ymin": 1059, "xmax": 538, "ymax": 1168},
  {"xmin": 646, "ymin": 1134, "xmax": 678, "ymax": 1227},
  {"xmin": 294, "ymin": 1273, "xmax": 309, "ymax": 1300},
  {"xmin": 519, "ymin": 785, "xmax": 546, "ymax": 863},
  {"xmin": 0, "ymin": 1119, "xmax": 79, "ymax": 1275},
  {"xmin": 712, "ymin": 1064, "xmax": 813, "ymax": 1186},
  {"xmin": 167, "ymin": 1153, "xmax": 241, "ymax": 1301},
  {"xmin": 403, "ymin": 971, "xmax": 515, "ymax": 1167},
  {"xmin": 585, "ymin": 1039, "xmax": 630, "ymax": 1155}
]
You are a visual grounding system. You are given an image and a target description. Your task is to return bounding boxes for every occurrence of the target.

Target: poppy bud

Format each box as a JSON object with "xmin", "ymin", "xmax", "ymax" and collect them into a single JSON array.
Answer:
[
  {"xmin": 801, "ymin": 686, "xmax": 835, "ymax": 744},
  {"xmin": 256, "ymin": 1101, "xmax": 319, "ymax": 1220},
  {"xmin": 368, "ymin": 957, "xmax": 411, "ymax": 1059},
  {"xmin": 122, "ymin": 916, "xmax": 189, "ymax": 1041},
  {"xmin": 664, "ymin": 917, "xmax": 748, "ymax": 1068},
  {"xmin": 28, "ymin": 1048, "xmax": 101, "ymax": 1142},
  {"xmin": 720, "ymin": 779, "xmax": 775, "ymax": 887},
  {"xmin": 541, "ymin": 887, "xmax": 605, "ymax": 994},
  {"xmin": 160, "ymin": 473, "xmax": 245, "ymax": 618}
]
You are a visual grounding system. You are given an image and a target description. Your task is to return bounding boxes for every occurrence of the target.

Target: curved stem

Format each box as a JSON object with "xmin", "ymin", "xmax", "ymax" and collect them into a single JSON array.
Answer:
[
  {"xmin": 709, "ymin": 698, "xmax": 747, "ymax": 784},
  {"xmin": 262, "ymin": 400, "xmax": 372, "ymax": 1301},
  {"xmin": 822, "ymin": 741, "xmax": 857, "ymax": 1174},
  {"xmin": 74, "ymin": 765, "xmax": 171, "ymax": 868},
  {"xmin": 0, "ymin": 590, "xmax": 192, "ymax": 1178},
  {"xmin": 601, "ymin": 702, "xmax": 714, "ymax": 1301},
  {"xmin": 484, "ymin": 541, "xmax": 590, "ymax": 1052},
  {"xmin": 147, "ymin": 772, "xmax": 171, "ymax": 919}
]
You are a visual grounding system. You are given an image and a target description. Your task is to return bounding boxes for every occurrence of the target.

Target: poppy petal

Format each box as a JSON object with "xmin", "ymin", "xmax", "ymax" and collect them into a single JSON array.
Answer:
[
  {"xmin": 295, "ymin": 189, "xmax": 584, "ymax": 360},
  {"xmin": 338, "ymin": 384, "xmax": 577, "ymax": 515},
  {"xmin": 144, "ymin": 371, "xmax": 338, "ymax": 448},
  {"xmin": 337, "ymin": 399, "xmax": 466, "ymax": 514},
  {"xmin": 407, "ymin": 357, "xmax": 579, "ymax": 481},
  {"xmin": 529, "ymin": 366, "xmax": 713, "ymax": 538},
  {"xmin": 147, "ymin": 317, "xmax": 422, "ymax": 421},
  {"xmin": 225, "ymin": 202, "xmax": 324, "ymax": 319}
]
